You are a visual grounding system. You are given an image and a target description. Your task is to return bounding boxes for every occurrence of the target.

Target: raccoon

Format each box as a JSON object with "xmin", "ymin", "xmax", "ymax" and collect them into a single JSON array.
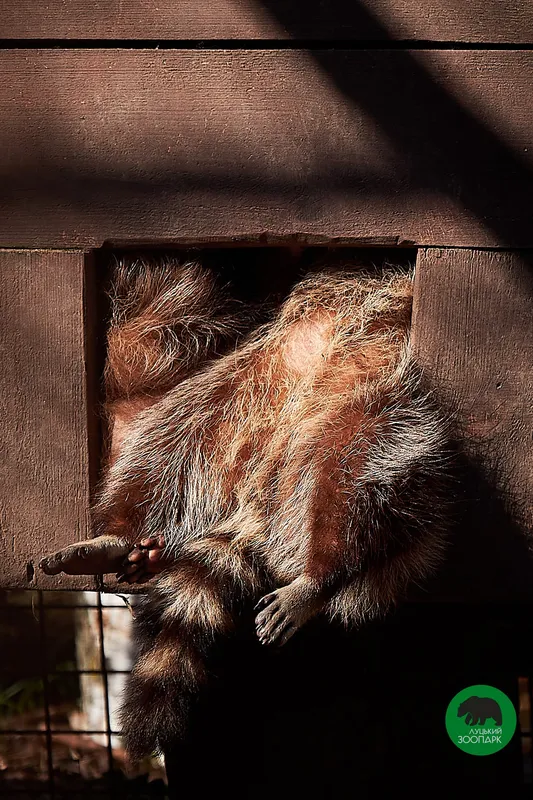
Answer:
[{"xmin": 81, "ymin": 266, "xmax": 453, "ymax": 758}]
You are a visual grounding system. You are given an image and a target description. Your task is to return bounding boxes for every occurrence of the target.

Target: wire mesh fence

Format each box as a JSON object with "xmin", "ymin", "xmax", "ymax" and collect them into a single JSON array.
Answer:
[
  {"xmin": 1, "ymin": 589, "xmax": 533, "ymax": 797},
  {"xmin": 0, "ymin": 589, "xmax": 167, "ymax": 799}
]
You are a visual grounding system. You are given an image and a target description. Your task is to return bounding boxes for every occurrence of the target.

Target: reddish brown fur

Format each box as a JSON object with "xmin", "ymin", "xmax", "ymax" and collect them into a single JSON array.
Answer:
[
  {"xmin": 95, "ymin": 267, "xmax": 453, "ymax": 759},
  {"xmin": 41, "ymin": 261, "xmax": 453, "ymax": 760},
  {"xmin": 104, "ymin": 256, "xmax": 252, "ymax": 466}
]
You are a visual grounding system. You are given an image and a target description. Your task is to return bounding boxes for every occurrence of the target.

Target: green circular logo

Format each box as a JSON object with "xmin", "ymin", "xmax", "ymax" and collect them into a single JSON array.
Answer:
[{"xmin": 445, "ymin": 685, "xmax": 517, "ymax": 755}]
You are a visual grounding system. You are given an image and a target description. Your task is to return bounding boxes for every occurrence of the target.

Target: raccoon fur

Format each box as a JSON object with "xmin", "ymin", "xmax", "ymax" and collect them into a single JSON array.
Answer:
[{"xmin": 87, "ymin": 265, "xmax": 454, "ymax": 758}]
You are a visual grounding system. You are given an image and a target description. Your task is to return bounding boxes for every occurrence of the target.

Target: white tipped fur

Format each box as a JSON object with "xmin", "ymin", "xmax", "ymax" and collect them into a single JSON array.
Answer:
[{"xmin": 96, "ymin": 266, "xmax": 455, "ymax": 758}]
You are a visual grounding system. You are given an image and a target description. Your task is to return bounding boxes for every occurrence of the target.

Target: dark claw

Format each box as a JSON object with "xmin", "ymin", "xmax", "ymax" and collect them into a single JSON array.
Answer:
[
  {"xmin": 263, "ymin": 618, "xmax": 294, "ymax": 647},
  {"xmin": 254, "ymin": 592, "xmax": 277, "ymax": 612},
  {"xmin": 279, "ymin": 625, "xmax": 295, "ymax": 646},
  {"xmin": 255, "ymin": 605, "xmax": 281, "ymax": 632}
]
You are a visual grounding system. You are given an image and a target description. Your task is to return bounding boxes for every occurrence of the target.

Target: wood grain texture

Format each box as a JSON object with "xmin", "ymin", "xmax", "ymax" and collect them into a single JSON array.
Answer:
[
  {"xmin": 0, "ymin": 250, "xmax": 97, "ymax": 590},
  {"xmin": 1, "ymin": 50, "xmax": 533, "ymax": 248},
  {"xmin": 1, "ymin": 0, "xmax": 533, "ymax": 42},
  {"xmin": 412, "ymin": 248, "xmax": 533, "ymax": 602}
]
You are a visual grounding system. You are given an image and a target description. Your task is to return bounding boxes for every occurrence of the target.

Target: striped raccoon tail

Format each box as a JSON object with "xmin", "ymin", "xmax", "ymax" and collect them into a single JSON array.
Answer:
[
  {"xmin": 102, "ymin": 255, "xmax": 254, "ymax": 469},
  {"xmin": 104, "ymin": 255, "xmax": 251, "ymax": 405},
  {"xmin": 120, "ymin": 542, "xmax": 261, "ymax": 759}
]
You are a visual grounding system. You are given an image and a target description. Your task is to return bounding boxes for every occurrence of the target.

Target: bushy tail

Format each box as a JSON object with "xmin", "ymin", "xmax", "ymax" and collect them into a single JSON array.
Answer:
[
  {"xmin": 104, "ymin": 256, "xmax": 250, "ymax": 404},
  {"xmin": 120, "ymin": 540, "xmax": 261, "ymax": 759}
]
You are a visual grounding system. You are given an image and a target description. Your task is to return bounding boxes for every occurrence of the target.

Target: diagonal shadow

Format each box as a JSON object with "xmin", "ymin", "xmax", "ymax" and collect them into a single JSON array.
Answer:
[
  {"xmin": 261, "ymin": 0, "xmax": 533, "ymax": 263},
  {"xmin": 258, "ymin": 1, "xmax": 533, "ymax": 600},
  {"xmin": 2, "ymin": 8, "xmax": 533, "ymax": 260}
]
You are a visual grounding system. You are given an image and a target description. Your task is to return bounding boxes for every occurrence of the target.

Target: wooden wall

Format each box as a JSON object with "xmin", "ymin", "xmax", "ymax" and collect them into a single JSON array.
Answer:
[
  {"xmin": 2, "ymin": 0, "xmax": 533, "ymax": 41},
  {"xmin": 0, "ymin": 0, "xmax": 532, "ymax": 595}
]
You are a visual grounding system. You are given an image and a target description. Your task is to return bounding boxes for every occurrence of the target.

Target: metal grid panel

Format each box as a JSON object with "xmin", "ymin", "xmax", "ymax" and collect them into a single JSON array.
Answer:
[
  {"xmin": 0, "ymin": 590, "xmax": 167, "ymax": 799},
  {"xmin": 2, "ymin": 590, "xmax": 533, "ymax": 795}
]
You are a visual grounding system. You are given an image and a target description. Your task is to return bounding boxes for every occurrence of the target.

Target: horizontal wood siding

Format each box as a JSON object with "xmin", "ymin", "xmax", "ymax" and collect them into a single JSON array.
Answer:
[
  {"xmin": 1, "ymin": 50, "xmax": 533, "ymax": 248},
  {"xmin": 1, "ymin": 0, "xmax": 533, "ymax": 42}
]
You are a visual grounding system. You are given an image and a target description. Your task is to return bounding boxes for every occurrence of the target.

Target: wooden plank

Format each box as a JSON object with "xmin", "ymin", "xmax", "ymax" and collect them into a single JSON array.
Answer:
[
  {"xmin": 411, "ymin": 248, "xmax": 533, "ymax": 602},
  {"xmin": 0, "ymin": 250, "xmax": 98, "ymax": 590},
  {"xmin": 1, "ymin": 0, "xmax": 533, "ymax": 42},
  {"xmin": 1, "ymin": 50, "xmax": 533, "ymax": 248}
]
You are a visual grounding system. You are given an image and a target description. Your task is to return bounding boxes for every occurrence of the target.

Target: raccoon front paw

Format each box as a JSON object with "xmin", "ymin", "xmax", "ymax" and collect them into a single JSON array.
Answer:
[
  {"xmin": 255, "ymin": 581, "xmax": 320, "ymax": 647},
  {"xmin": 117, "ymin": 535, "xmax": 168, "ymax": 584}
]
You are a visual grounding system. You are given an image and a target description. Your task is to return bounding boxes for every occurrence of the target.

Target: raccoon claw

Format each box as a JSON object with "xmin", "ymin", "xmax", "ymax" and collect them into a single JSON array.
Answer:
[
  {"xmin": 255, "ymin": 589, "xmax": 298, "ymax": 647},
  {"xmin": 255, "ymin": 580, "xmax": 325, "ymax": 646},
  {"xmin": 254, "ymin": 592, "xmax": 277, "ymax": 613},
  {"xmin": 257, "ymin": 617, "xmax": 295, "ymax": 647}
]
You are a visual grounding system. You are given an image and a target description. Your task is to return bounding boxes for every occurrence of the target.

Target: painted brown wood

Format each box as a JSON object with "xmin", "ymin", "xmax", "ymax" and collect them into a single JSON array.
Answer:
[
  {"xmin": 1, "ymin": 0, "xmax": 533, "ymax": 42},
  {"xmin": 0, "ymin": 250, "xmax": 98, "ymax": 590},
  {"xmin": 411, "ymin": 248, "xmax": 533, "ymax": 602},
  {"xmin": 1, "ymin": 50, "xmax": 533, "ymax": 249}
]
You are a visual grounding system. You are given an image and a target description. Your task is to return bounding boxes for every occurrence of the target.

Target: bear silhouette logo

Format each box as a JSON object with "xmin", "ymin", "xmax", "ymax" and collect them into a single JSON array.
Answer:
[
  {"xmin": 446, "ymin": 685, "xmax": 516, "ymax": 754},
  {"xmin": 457, "ymin": 696, "xmax": 502, "ymax": 726}
]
